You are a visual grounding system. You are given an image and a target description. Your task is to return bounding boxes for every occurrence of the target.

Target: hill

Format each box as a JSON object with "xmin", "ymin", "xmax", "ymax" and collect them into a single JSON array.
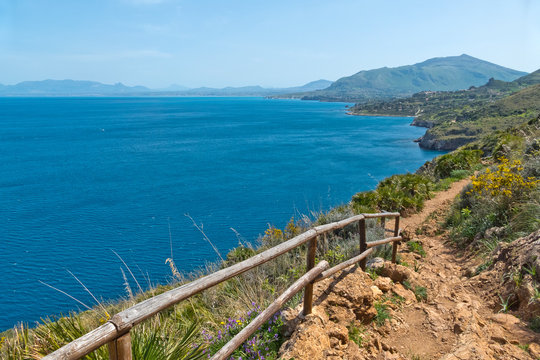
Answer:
[
  {"xmin": 275, "ymin": 54, "xmax": 526, "ymax": 102},
  {"xmin": 348, "ymin": 69, "xmax": 540, "ymax": 150},
  {"xmin": 349, "ymin": 69, "xmax": 540, "ymax": 123},
  {"xmin": 418, "ymin": 83, "xmax": 540, "ymax": 150}
]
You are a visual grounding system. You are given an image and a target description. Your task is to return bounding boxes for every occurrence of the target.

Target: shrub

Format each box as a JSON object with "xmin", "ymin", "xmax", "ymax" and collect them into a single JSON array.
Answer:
[
  {"xmin": 469, "ymin": 157, "xmax": 538, "ymax": 199},
  {"xmin": 434, "ymin": 149, "xmax": 482, "ymax": 179},
  {"xmin": 376, "ymin": 174, "xmax": 433, "ymax": 214},
  {"xmin": 352, "ymin": 174, "xmax": 434, "ymax": 215}
]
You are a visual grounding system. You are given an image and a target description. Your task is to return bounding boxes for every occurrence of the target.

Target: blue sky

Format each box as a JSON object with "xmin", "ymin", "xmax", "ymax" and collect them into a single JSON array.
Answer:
[{"xmin": 0, "ymin": 0, "xmax": 538, "ymax": 88}]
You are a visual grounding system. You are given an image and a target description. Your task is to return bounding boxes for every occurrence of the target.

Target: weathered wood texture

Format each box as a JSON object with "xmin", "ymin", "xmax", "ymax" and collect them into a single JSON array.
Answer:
[
  {"xmin": 42, "ymin": 322, "xmax": 119, "ymax": 360},
  {"xmin": 392, "ymin": 216, "xmax": 401, "ymax": 263},
  {"xmin": 363, "ymin": 212, "xmax": 399, "ymax": 219},
  {"xmin": 302, "ymin": 236, "xmax": 318, "ymax": 315},
  {"xmin": 43, "ymin": 212, "xmax": 400, "ymax": 360},
  {"xmin": 107, "ymin": 332, "xmax": 132, "ymax": 360},
  {"xmin": 210, "ymin": 261, "xmax": 329, "ymax": 360},
  {"xmin": 358, "ymin": 219, "xmax": 367, "ymax": 270},
  {"xmin": 315, "ymin": 248, "xmax": 373, "ymax": 282},
  {"xmin": 366, "ymin": 236, "xmax": 402, "ymax": 248}
]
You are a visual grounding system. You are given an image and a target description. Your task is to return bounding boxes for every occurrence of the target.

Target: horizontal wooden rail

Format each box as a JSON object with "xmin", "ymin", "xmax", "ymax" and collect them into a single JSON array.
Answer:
[
  {"xmin": 210, "ymin": 260, "xmax": 329, "ymax": 359},
  {"xmin": 315, "ymin": 248, "xmax": 374, "ymax": 282},
  {"xmin": 43, "ymin": 212, "xmax": 401, "ymax": 360},
  {"xmin": 366, "ymin": 236, "xmax": 402, "ymax": 248},
  {"xmin": 363, "ymin": 212, "xmax": 399, "ymax": 219}
]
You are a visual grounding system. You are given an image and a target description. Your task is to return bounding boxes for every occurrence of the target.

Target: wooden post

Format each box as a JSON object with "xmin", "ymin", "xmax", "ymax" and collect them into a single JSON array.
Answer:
[
  {"xmin": 302, "ymin": 235, "xmax": 318, "ymax": 316},
  {"xmin": 108, "ymin": 332, "xmax": 132, "ymax": 360},
  {"xmin": 358, "ymin": 219, "xmax": 367, "ymax": 270},
  {"xmin": 381, "ymin": 217, "xmax": 386, "ymax": 235},
  {"xmin": 391, "ymin": 216, "xmax": 400, "ymax": 264}
]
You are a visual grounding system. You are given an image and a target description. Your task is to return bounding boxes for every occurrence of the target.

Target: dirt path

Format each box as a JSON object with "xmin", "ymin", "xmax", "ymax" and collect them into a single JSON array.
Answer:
[
  {"xmin": 375, "ymin": 179, "xmax": 540, "ymax": 359},
  {"xmin": 399, "ymin": 178, "xmax": 470, "ymax": 233},
  {"xmin": 280, "ymin": 179, "xmax": 540, "ymax": 359}
]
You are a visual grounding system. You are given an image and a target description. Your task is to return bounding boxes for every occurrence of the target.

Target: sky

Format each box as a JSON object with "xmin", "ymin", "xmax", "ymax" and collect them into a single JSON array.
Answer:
[{"xmin": 0, "ymin": 0, "xmax": 539, "ymax": 88}]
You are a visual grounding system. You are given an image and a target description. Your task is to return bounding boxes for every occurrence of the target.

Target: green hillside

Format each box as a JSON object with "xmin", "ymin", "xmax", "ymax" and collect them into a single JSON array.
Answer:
[
  {"xmin": 350, "ymin": 69, "xmax": 540, "ymax": 125},
  {"xmin": 277, "ymin": 54, "xmax": 526, "ymax": 102},
  {"xmin": 349, "ymin": 69, "xmax": 540, "ymax": 150},
  {"xmin": 419, "ymin": 83, "xmax": 540, "ymax": 150}
]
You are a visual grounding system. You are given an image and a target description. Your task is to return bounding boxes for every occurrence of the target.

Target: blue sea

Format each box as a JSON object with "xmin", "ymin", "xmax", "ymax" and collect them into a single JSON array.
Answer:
[{"xmin": 0, "ymin": 97, "xmax": 443, "ymax": 330}]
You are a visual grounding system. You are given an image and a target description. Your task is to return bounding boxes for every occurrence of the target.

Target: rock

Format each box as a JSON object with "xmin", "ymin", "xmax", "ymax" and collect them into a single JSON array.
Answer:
[
  {"xmin": 529, "ymin": 342, "xmax": 540, "ymax": 358},
  {"xmin": 392, "ymin": 283, "xmax": 416, "ymax": 304},
  {"xmin": 279, "ymin": 313, "xmax": 330, "ymax": 360},
  {"xmin": 374, "ymin": 277, "xmax": 393, "ymax": 292},
  {"xmin": 366, "ymin": 257, "xmax": 385, "ymax": 270},
  {"xmin": 379, "ymin": 263, "xmax": 422, "ymax": 287},
  {"xmin": 371, "ymin": 285, "xmax": 383, "ymax": 299},
  {"xmin": 485, "ymin": 226, "xmax": 505, "ymax": 239}
]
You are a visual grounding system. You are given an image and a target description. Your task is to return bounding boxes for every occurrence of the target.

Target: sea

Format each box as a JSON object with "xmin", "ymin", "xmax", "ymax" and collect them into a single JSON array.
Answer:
[{"xmin": 0, "ymin": 97, "xmax": 444, "ymax": 330}]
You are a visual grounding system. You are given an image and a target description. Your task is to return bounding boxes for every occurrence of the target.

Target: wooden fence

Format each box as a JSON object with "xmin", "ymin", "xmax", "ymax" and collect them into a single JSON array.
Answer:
[{"xmin": 43, "ymin": 212, "xmax": 401, "ymax": 360}]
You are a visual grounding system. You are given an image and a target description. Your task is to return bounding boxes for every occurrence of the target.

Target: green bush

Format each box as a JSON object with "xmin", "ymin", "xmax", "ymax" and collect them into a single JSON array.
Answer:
[
  {"xmin": 352, "ymin": 173, "xmax": 434, "ymax": 215},
  {"xmin": 433, "ymin": 149, "xmax": 482, "ymax": 179}
]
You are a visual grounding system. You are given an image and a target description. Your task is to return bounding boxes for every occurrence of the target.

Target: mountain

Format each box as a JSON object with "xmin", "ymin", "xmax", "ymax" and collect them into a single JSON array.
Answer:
[
  {"xmin": 159, "ymin": 80, "xmax": 333, "ymax": 96},
  {"xmin": 0, "ymin": 79, "xmax": 151, "ymax": 96},
  {"xmin": 348, "ymin": 69, "xmax": 540, "ymax": 150},
  {"xmin": 286, "ymin": 79, "xmax": 333, "ymax": 92},
  {"xmin": 0, "ymin": 79, "xmax": 333, "ymax": 97},
  {"xmin": 350, "ymin": 69, "xmax": 540, "ymax": 127},
  {"xmin": 276, "ymin": 55, "xmax": 527, "ymax": 102}
]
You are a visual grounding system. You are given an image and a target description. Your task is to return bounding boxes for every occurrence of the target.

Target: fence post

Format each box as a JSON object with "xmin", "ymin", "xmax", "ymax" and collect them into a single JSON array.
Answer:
[
  {"xmin": 381, "ymin": 217, "xmax": 386, "ymax": 235},
  {"xmin": 302, "ymin": 235, "xmax": 318, "ymax": 316},
  {"xmin": 358, "ymin": 219, "xmax": 367, "ymax": 270},
  {"xmin": 391, "ymin": 216, "xmax": 400, "ymax": 264},
  {"xmin": 108, "ymin": 332, "xmax": 132, "ymax": 360}
]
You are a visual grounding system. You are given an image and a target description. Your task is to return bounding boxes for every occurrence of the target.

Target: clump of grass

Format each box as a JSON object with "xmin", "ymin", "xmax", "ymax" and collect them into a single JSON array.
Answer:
[
  {"xmin": 373, "ymin": 302, "xmax": 391, "ymax": 326},
  {"xmin": 347, "ymin": 324, "xmax": 367, "ymax": 347},
  {"xmin": 413, "ymin": 286, "xmax": 428, "ymax": 302},
  {"xmin": 473, "ymin": 259, "xmax": 493, "ymax": 276},
  {"xmin": 529, "ymin": 316, "xmax": 540, "ymax": 333},
  {"xmin": 498, "ymin": 294, "xmax": 515, "ymax": 313},
  {"xmin": 406, "ymin": 241, "xmax": 426, "ymax": 257}
]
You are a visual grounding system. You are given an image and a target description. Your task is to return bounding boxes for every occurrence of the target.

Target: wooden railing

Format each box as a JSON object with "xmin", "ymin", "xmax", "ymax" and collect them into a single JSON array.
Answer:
[{"xmin": 43, "ymin": 212, "xmax": 401, "ymax": 360}]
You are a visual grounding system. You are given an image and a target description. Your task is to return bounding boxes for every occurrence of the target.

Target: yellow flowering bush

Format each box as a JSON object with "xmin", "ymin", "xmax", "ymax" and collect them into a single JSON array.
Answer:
[{"xmin": 470, "ymin": 157, "xmax": 538, "ymax": 198}]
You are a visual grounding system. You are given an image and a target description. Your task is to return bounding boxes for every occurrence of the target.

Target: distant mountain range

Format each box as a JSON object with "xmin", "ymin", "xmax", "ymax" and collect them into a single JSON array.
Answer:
[
  {"xmin": 0, "ymin": 79, "xmax": 333, "ymax": 97},
  {"xmin": 0, "ymin": 55, "xmax": 527, "ymax": 100},
  {"xmin": 273, "ymin": 54, "xmax": 527, "ymax": 102}
]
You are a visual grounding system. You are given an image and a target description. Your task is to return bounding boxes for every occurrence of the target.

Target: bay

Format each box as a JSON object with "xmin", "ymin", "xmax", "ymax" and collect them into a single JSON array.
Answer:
[{"xmin": 0, "ymin": 97, "xmax": 443, "ymax": 330}]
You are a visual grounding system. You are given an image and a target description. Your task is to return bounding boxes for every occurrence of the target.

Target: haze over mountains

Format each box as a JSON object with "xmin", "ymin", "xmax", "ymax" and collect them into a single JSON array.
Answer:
[
  {"xmin": 0, "ymin": 55, "xmax": 526, "ymax": 99},
  {"xmin": 0, "ymin": 79, "xmax": 333, "ymax": 97}
]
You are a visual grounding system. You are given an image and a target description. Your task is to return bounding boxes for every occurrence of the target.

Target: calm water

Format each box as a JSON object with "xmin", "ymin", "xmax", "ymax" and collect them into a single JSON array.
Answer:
[{"xmin": 0, "ymin": 97, "xmax": 443, "ymax": 330}]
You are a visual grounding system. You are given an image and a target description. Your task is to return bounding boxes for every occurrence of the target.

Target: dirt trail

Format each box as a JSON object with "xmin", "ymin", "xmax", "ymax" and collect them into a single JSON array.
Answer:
[
  {"xmin": 280, "ymin": 179, "xmax": 540, "ymax": 359},
  {"xmin": 383, "ymin": 178, "xmax": 539, "ymax": 359},
  {"xmin": 398, "ymin": 178, "xmax": 470, "ymax": 233}
]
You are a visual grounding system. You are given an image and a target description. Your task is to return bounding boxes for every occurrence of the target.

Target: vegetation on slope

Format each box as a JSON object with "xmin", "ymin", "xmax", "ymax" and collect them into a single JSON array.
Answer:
[
  {"xmin": 275, "ymin": 54, "xmax": 526, "ymax": 102},
  {"xmin": 350, "ymin": 69, "xmax": 540, "ymax": 151}
]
